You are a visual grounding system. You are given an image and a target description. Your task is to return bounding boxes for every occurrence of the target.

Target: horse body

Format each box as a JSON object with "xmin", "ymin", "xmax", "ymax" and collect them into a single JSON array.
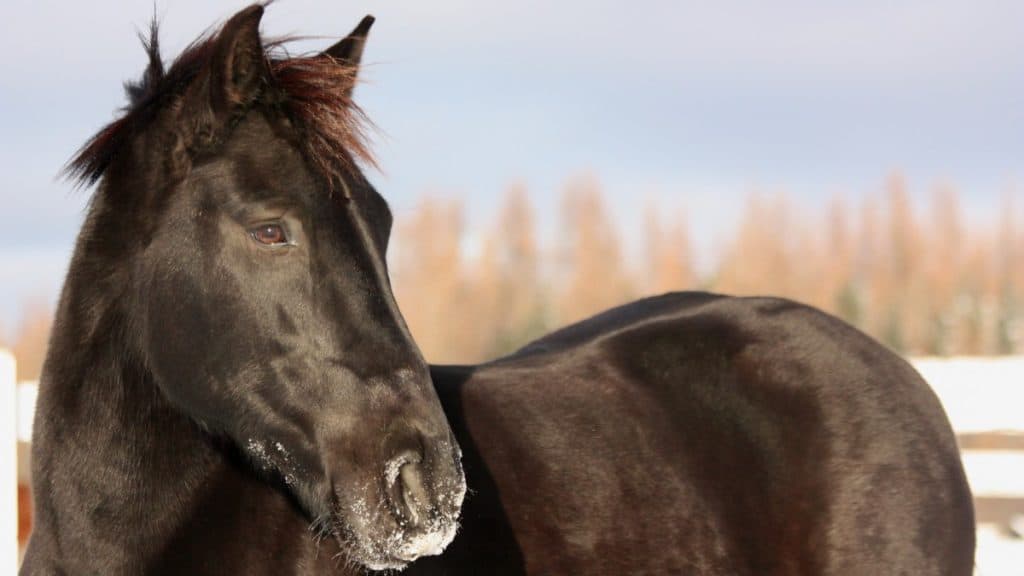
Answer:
[{"xmin": 418, "ymin": 293, "xmax": 975, "ymax": 575}]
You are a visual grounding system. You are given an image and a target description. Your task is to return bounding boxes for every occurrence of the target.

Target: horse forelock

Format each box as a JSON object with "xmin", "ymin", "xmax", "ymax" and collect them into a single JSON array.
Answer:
[{"xmin": 64, "ymin": 7, "xmax": 375, "ymax": 192}]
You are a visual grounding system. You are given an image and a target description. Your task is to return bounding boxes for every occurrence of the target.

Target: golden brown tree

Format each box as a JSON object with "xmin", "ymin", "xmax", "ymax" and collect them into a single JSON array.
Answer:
[
  {"xmin": 12, "ymin": 303, "xmax": 52, "ymax": 382},
  {"xmin": 875, "ymin": 174, "xmax": 927, "ymax": 352},
  {"xmin": 993, "ymin": 193, "xmax": 1020, "ymax": 354},
  {"xmin": 922, "ymin": 185, "xmax": 964, "ymax": 355},
  {"xmin": 474, "ymin": 183, "xmax": 548, "ymax": 357},
  {"xmin": 556, "ymin": 175, "xmax": 633, "ymax": 326},
  {"xmin": 390, "ymin": 173, "xmax": 1018, "ymax": 359},
  {"xmin": 391, "ymin": 198, "xmax": 476, "ymax": 363},
  {"xmin": 822, "ymin": 195, "xmax": 859, "ymax": 323},
  {"xmin": 714, "ymin": 193, "xmax": 797, "ymax": 299},
  {"xmin": 853, "ymin": 195, "xmax": 882, "ymax": 334},
  {"xmin": 643, "ymin": 202, "xmax": 694, "ymax": 295},
  {"xmin": 957, "ymin": 238, "xmax": 996, "ymax": 355}
]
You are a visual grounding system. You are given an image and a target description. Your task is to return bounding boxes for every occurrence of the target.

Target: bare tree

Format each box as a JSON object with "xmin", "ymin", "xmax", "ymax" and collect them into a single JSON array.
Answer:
[
  {"xmin": 391, "ymin": 198, "xmax": 474, "ymax": 363},
  {"xmin": 922, "ymin": 185, "xmax": 964, "ymax": 355},
  {"xmin": 644, "ymin": 202, "xmax": 694, "ymax": 295},
  {"xmin": 823, "ymin": 195, "xmax": 859, "ymax": 324},
  {"xmin": 13, "ymin": 303, "xmax": 52, "ymax": 381},
  {"xmin": 389, "ymin": 173, "xmax": 1018, "ymax": 359},
  {"xmin": 475, "ymin": 183, "xmax": 548, "ymax": 357},
  {"xmin": 557, "ymin": 175, "xmax": 633, "ymax": 326},
  {"xmin": 715, "ymin": 193, "xmax": 796, "ymax": 299},
  {"xmin": 876, "ymin": 174, "xmax": 925, "ymax": 352}
]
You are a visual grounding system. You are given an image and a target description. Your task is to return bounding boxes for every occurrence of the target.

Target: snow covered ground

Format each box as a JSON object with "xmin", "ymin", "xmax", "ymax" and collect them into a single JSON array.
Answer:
[
  {"xmin": 976, "ymin": 525, "xmax": 1024, "ymax": 576},
  {"xmin": 915, "ymin": 357, "xmax": 1024, "ymax": 435},
  {"xmin": 914, "ymin": 358, "xmax": 1024, "ymax": 576}
]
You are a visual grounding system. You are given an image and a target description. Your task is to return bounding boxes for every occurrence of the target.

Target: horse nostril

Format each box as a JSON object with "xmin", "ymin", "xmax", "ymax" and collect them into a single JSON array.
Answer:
[
  {"xmin": 399, "ymin": 461, "xmax": 428, "ymax": 526},
  {"xmin": 386, "ymin": 451, "xmax": 428, "ymax": 527}
]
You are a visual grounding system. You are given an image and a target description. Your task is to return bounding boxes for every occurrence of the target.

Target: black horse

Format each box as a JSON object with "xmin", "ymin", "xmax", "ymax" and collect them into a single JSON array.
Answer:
[
  {"xmin": 25, "ymin": 5, "xmax": 975, "ymax": 576},
  {"xmin": 23, "ymin": 6, "xmax": 464, "ymax": 575}
]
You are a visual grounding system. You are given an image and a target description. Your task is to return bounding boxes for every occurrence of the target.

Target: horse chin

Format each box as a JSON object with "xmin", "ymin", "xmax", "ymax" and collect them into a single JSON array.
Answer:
[{"xmin": 335, "ymin": 500, "xmax": 461, "ymax": 572}]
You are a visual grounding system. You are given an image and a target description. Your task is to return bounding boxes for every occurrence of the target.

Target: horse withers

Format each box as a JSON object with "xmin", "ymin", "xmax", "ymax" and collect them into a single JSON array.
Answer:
[{"xmin": 22, "ymin": 6, "xmax": 464, "ymax": 574}]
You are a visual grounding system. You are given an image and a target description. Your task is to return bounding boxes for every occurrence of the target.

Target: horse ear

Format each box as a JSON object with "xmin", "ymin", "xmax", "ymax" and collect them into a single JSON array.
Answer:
[
  {"xmin": 208, "ymin": 4, "xmax": 268, "ymax": 117},
  {"xmin": 324, "ymin": 15, "xmax": 374, "ymax": 73}
]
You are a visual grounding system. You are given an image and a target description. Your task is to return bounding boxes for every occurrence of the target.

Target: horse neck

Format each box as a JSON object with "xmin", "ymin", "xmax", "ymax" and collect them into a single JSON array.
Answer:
[
  {"xmin": 26, "ymin": 221, "xmax": 348, "ymax": 575},
  {"xmin": 29, "ymin": 301, "xmax": 219, "ymax": 561},
  {"xmin": 26, "ymin": 229, "xmax": 231, "ymax": 569}
]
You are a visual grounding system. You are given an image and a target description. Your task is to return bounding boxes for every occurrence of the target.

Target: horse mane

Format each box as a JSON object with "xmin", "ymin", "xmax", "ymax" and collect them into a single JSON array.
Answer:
[{"xmin": 64, "ymin": 14, "xmax": 375, "ymax": 189}]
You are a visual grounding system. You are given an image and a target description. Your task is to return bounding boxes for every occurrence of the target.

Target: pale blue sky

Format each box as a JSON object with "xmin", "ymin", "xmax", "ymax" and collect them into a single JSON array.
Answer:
[{"xmin": 1, "ymin": 0, "xmax": 1022, "ymax": 335}]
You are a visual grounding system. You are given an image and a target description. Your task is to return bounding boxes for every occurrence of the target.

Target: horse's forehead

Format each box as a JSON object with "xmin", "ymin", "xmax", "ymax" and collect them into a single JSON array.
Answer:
[{"xmin": 197, "ymin": 114, "xmax": 319, "ymax": 202}]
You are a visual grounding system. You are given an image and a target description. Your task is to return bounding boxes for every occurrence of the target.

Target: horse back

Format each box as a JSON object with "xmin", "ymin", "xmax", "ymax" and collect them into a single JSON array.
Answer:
[{"xmin": 428, "ymin": 292, "xmax": 974, "ymax": 575}]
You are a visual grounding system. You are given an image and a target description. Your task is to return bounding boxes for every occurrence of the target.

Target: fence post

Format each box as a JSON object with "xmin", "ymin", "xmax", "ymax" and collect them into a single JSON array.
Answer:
[{"xmin": 0, "ymin": 349, "xmax": 17, "ymax": 572}]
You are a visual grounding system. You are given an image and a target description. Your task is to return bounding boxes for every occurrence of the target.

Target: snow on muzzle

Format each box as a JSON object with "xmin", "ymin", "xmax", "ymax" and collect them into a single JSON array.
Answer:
[{"xmin": 337, "ymin": 443, "xmax": 467, "ymax": 571}]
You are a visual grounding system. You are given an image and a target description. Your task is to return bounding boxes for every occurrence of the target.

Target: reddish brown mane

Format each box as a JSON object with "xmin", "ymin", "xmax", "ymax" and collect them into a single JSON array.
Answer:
[
  {"xmin": 273, "ymin": 51, "xmax": 376, "ymax": 187},
  {"xmin": 64, "ymin": 18, "xmax": 375, "ymax": 189}
]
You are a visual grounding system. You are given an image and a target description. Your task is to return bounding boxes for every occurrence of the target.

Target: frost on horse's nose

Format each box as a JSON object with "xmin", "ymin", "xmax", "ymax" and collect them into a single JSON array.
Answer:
[{"xmin": 381, "ymin": 449, "xmax": 461, "ymax": 560}]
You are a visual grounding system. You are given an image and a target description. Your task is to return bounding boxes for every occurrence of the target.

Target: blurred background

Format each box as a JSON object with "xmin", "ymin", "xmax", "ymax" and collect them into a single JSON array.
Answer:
[{"xmin": 1, "ymin": 0, "xmax": 1022, "ymax": 572}]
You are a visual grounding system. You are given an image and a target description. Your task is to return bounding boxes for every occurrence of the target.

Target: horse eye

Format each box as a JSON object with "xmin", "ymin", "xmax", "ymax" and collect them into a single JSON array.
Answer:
[{"xmin": 250, "ymin": 223, "xmax": 288, "ymax": 246}]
